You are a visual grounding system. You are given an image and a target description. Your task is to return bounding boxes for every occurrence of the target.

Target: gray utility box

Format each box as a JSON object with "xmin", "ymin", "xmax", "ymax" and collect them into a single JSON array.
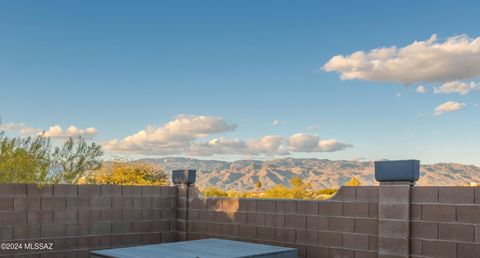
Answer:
[
  {"xmin": 91, "ymin": 238, "xmax": 298, "ymax": 258},
  {"xmin": 172, "ymin": 169, "xmax": 196, "ymax": 185},
  {"xmin": 374, "ymin": 160, "xmax": 420, "ymax": 182}
]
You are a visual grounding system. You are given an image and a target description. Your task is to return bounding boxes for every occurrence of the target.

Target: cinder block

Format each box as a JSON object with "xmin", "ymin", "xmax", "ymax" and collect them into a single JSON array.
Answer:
[
  {"xmin": 222, "ymin": 198, "xmax": 239, "ymax": 212},
  {"xmin": 369, "ymin": 235, "xmax": 378, "ymax": 251},
  {"xmin": 188, "ymin": 221, "xmax": 206, "ymax": 233},
  {"xmin": 276, "ymin": 200, "xmax": 296, "ymax": 214},
  {"xmin": 369, "ymin": 203, "xmax": 379, "ymax": 218},
  {"xmin": 476, "ymin": 187, "xmax": 480, "ymax": 204},
  {"xmin": 438, "ymin": 223, "xmax": 474, "ymax": 242},
  {"xmin": 296, "ymin": 229, "xmax": 318, "ymax": 244},
  {"xmin": 275, "ymin": 228, "xmax": 296, "ymax": 243},
  {"xmin": 100, "ymin": 185, "xmax": 122, "ymax": 197},
  {"xmin": 256, "ymin": 200, "xmax": 276, "ymax": 213},
  {"xmin": 264, "ymin": 213, "xmax": 284, "ymax": 228},
  {"xmin": 285, "ymin": 214, "xmax": 306, "ymax": 229},
  {"xmin": 457, "ymin": 206, "xmax": 480, "ymax": 223},
  {"xmin": 27, "ymin": 184, "xmax": 52, "ymax": 197},
  {"xmin": 13, "ymin": 198, "xmax": 29, "ymax": 211},
  {"xmin": 332, "ymin": 186, "xmax": 356, "ymax": 201},
  {"xmin": 411, "ymin": 221, "xmax": 438, "ymax": 239},
  {"xmin": 122, "ymin": 233, "xmax": 143, "ymax": 246},
  {"xmin": 27, "ymin": 211, "xmax": 53, "ymax": 224},
  {"xmin": 354, "ymin": 251, "xmax": 377, "ymax": 258},
  {"xmin": 0, "ymin": 184, "xmax": 27, "ymax": 197},
  {"xmin": 306, "ymin": 215, "xmax": 329, "ymax": 230},
  {"xmin": 257, "ymin": 226, "xmax": 276, "ymax": 241},
  {"xmin": 330, "ymin": 248, "xmax": 355, "ymax": 258},
  {"xmin": 343, "ymin": 233, "xmax": 369, "ymax": 251},
  {"xmin": 0, "ymin": 226, "xmax": 12, "ymax": 240},
  {"xmin": 422, "ymin": 240, "xmax": 456, "ymax": 258},
  {"xmin": 66, "ymin": 223, "xmax": 89, "ymax": 236},
  {"xmin": 141, "ymin": 186, "xmax": 157, "ymax": 197},
  {"xmin": 379, "ymin": 203, "xmax": 409, "ymax": 220},
  {"xmin": 355, "ymin": 186, "xmax": 379, "ymax": 202},
  {"xmin": 222, "ymin": 224, "xmax": 238, "ymax": 236},
  {"xmin": 90, "ymin": 197, "xmax": 112, "ymax": 210},
  {"xmin": 343, "ymin": 202, "xmax": 370, "ymax": 217},
  {"xmin": 207, "ymin": 198, "xmax": 223, "ymax": 211},
  {"xmin": 131, "ymin": 221, "xmax": 152, "ymax": 233},
  {"xmin": 476, "ymin": 225, "xmax": 480, "ymax": 243},
  {"xmin": 411, "ymin": 204, "xmax": 422, "ymax": 220},
  {"xmin": 457, "ymin": 243, "xmax": 480, "ymax": 258},
  {"xmin": 438, "ymin": 187, "xmax": 474, "ymax": 204},
  {"xmin": 122, "ymin": 209, "xmax": 142, "ymax": 221},
  {"xmin": 247, "ymin": 213, "xmax": 265, "ymax": 226},
  {"xmin": 78, "ymin": 185, "xmax": 101, "ymax": 197},
  {"xmin": 412, "ymin": 187, "xmax": 438, "ymax": 203},
  {"xmin": 233, "ymin": 212, "xmax": 247, "ymax": 224},
  {"xmin": 0, "ymin": 198, "xmax": 14, "ymax": 211},
  {"xmin": 121, "ymin": 186, "xmax": 143, "ymax": 197},
  {"xmin": 318, "ymin": 201, "xmax": 342, "ymax": 216},
  {"xmin": 78, "ymin": 210, "xmax": 101, "ymax": 223},
  {"xmin": 41, "ymin": 224, "xmax": 65, "ymax": 237},
  {"xmin": 54, "ymin": 185, "xmax": 77, "ymax": 197},
  {"xmin": 306, "ymin": 245, "xmax": 329, "ymax": 258},
  {"xmin": 100, "ymin": 210, "xmax": 122, "ymax": 222},
  {"xmin": 238, "ymin": 225, "xmax": 256, "ymax": 239},
  {"xmin": 379, "ymin": 220, "xmax": 409, "ymax": 238},
  {"xmin": 66, "ymin": 197, "xmax": 89, "ymax": 210},
  {"xmin": 355, "ymin": 218, "xmax": 378, "ymax": 235},
  {"xmin": 54, "ymin": 210, "xmax": 78, "ymax": 223},
  {"xmin": 152, "ymin": 220, "xmax": 170, "ymax": 232},
  {"xmin": 296, "ymin": 200, "xmax": 318, "ymax": 215},
  {"xmin": 142, "ymin": 232, "xmax": 162, "ymax": 244},
  {"xmin": 378, "ymin": 237, "xmax": 409, "ymax": 256},
  {"xmin": 90, "ymin": 222, "xmax": 112, "ymax": 235},
  {"xmin": 411, "ymin": 239, "xmax": 422, "ymax": 255},
  {"xmin": 329, "ymin": 217, "xmax": 354, "ymax": 232},
  {"xmin": 112, "ymin": 197, "xmax": 133, "ymax": 209},
  {"xmin": 13, "ymin": 224, "xmax": 40, "ymax": 239},
  {"xmin": 379, "ymin": 186, "xmax": 410, "ymax": 204},
  {"xmin": 422, "ymin": 205, "xmax": 456, "ymax": 222},
  {"xmin": 111, "ymin": 222, "xmax": 131, "ymax": 234},
  {"xmin": 190, "ymin": 198, "xmax": 207, "ymax": 210},
  {"xmin": 41, "ymin": 197, "xmax": 66, "ymax": 210}
]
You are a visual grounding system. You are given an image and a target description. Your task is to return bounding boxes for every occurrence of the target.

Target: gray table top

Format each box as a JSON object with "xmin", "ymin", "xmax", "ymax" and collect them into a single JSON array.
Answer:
[{"xmin": 91, "ymin": 238, "xmax": 297, "ymax": 258}]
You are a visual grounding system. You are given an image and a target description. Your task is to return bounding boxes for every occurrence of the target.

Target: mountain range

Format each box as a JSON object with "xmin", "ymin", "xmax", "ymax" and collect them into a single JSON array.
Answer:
[{"xmin": 139, "ymin": 157, "xmax": 480, "ymax": 190}]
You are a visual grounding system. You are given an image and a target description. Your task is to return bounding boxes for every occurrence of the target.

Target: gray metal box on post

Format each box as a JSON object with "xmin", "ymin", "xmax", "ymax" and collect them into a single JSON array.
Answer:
[
  {"xmin": 172, "ymin": 169, "xmax": 196, "ymax": 185},
  {"xmin": 374, "ymin": 160, "xmax": 420, "ymax": 183}
]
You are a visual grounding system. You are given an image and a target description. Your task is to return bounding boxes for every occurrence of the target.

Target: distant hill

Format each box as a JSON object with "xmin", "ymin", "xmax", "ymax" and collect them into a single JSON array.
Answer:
[{"xmin": 137, "ymin": 157, "xmax": 480, "ymax": 190}]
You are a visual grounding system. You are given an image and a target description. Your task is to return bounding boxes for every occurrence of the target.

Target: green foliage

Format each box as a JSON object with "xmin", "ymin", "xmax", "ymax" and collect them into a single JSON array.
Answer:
[
  {"xmin": 86, "ymin": 161, "xmax": 168, "ymax": 186},
  {"xmin": 0, "ymin": 133, "xmax": 104, "ymax": 184},
  {"xmin": 0, "ymin": 132, "xmax": 52, "ymax": 183},
  {"xmin": 345, "ymin": 177, "xmax": 361, "ymax": 186},
  {"xmin": 50, "ymin": 137, "xmax": 103, "ymax": 184},
  {"xmin": 200, "ymin": 177, "xmax": 338, "ymax": 200}
]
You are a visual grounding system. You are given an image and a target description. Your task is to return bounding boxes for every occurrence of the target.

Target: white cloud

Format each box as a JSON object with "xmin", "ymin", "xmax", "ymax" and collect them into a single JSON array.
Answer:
[
  {"xmin": 433, "ymin": 80, "xmax": 479, "ymax": 95},
  {"xmin": 323, "ymin": 34, "xmax": 480, "ymax": 84},
  {"xmin": 105, "ymin": 115, "xmax": 352, "ymax": 156},
  {"xmin": 0, "ymin": 123, "xmax": 98, "ymax": 139},
  {"xmin": 434, "ymin": 101, "xmax": 466, "ymax": 116},
  {"xmin": 271, "ymin": 120, "xmax": 284, "ymax": 126},
  {"xmin": 287, "ymin": 133, "xmax": 352, "ymax": 153},
  {"xmin": 42, "ymin": 125, "xmax": 98, "ymax": 139},
  {"xmin": 416, "ymin": 85, "xmax": 428, "ymax": 94}
]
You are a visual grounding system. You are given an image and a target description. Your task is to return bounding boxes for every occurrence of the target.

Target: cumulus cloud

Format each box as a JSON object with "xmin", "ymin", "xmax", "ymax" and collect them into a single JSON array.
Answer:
[
  {"xmin": 416, "ymin": 85, "xmax": 428, "ymax": 94},
  {"xmin": 434, "ymin": 101, "xmax": 466, "ymax": 116},
  {"xmin": 105, "ymin": 115, "xmax": 352, "ymax": 156},
  {"xmin": 271, "ymin": 120, "xmax": 284, "ymax": 126},
  {"xmin": 0, "ymin": 123, "xmax": 97, "ymax": 138},
  {"xmin": 323, "ymin": 34, "xmax": 480, "ymax": 84},
  {"xmin": 42, "ymin": 125, "xmax": 98, "ymax": 139},
  {"xmin": 287, "ymin": 133, "xmax": 352, "ymax": 153},
  {"xmin": 434, "ymin": 81, "xmax": 479, "ymax": 95}
]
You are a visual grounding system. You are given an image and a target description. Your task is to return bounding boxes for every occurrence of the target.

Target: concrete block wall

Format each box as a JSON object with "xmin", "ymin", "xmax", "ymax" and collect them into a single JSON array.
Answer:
[
  {"xmin": 186, "ymin": 186, "xmax": 380, "ymax": 258},
  {"xmin": 410, "ymin": 186, "xmax": 480, "ymax": 258},
  {"xmin": 0, "ymin": 184, "xmax": 177, "ymax": 257}
]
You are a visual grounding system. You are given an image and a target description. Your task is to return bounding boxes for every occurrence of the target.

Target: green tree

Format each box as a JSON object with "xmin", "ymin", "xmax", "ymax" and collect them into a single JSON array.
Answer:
[
  {"xmin": 0, "ymin": 132, "xmax": 52, "ymax": 184},
  {"xmin": 289, "ymin": 176, "xmax": 304, "ymax": 188},
  {"xmin": 86, "ymin": 161, "xmax": 168, "ymax": 186},
  {"xmin": 255, "ymin": 181, "xmax": 262, "ymax": 190},
  {"xmin": 345, "ymin": 177, "xmax": 361, "ymax": 186},
  {"xmin": 50, "ymin": 137, "xmax": 103, "ymax": 184}
]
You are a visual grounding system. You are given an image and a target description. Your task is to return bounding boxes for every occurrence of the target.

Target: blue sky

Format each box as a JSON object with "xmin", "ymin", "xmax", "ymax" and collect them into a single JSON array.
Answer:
[{"xmin": 1, "ymin": 1, "xmax": 479, "ymax": 165}]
